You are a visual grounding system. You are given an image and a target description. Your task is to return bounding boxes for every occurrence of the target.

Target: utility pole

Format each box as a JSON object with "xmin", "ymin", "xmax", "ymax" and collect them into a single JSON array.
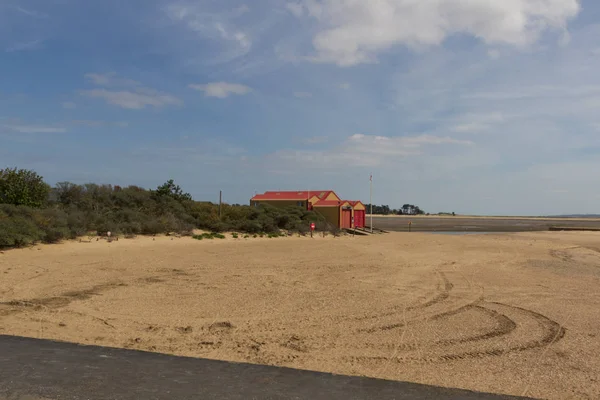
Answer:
[
  {"xmin": 219, "ymin": 190, "xmax": 222, "ymax": 220},
  {"xmin": 370, "ymin": 173, "xmax": 373, "ymax": 233}
]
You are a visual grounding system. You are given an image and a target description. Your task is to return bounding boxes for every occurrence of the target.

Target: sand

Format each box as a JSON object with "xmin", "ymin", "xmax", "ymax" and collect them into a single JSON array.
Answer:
[{"xmin": 1, "ymin": 232, "xmax": 599, "ymax": 399}]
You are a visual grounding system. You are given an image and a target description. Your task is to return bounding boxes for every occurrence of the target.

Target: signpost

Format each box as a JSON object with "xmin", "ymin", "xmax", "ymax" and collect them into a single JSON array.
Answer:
[
  {"xmin": 310, "ymin": 222, "xmax": 315, "ymax": 238},
  {"xmin": 370, "ymin": 173, "xmax": 373, "ymax": 233}
]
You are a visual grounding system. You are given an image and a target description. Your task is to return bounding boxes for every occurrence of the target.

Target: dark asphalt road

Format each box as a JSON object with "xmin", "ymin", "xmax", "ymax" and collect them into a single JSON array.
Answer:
[{"xmin": 0, "ymin": 335, "xmax": 532, "ymax": 400}]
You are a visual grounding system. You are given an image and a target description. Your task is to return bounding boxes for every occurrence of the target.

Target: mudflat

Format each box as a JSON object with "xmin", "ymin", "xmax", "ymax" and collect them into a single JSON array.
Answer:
[
  {"xmin": 1, "ymin": 232, "xmax": 599, "ymax": 399},
  {"xmin": 371, "ymin": 215, "xmax": 600, "ymax": 232}
]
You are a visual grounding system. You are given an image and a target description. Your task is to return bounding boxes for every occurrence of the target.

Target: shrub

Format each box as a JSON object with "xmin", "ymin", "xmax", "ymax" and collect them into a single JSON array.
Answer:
[
  {"xmin": 0, "ymin": 218, "xmax": 38, "ymax": 247},
  {"xmin": 0, "ymin": 168, "xmax": 50, "ymax": 208},
  {"xmin": 0, "ymin": 167, "xmax": 345, "ymax": 250},
  {"xmin": 141, "ymin": 219, "xmax": 164, "ymax": 235}
]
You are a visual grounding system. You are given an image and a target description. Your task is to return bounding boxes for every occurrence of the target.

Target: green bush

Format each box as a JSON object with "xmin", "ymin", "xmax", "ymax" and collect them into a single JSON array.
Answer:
[
  {"xmin": 0, "ymin": 168, "xmax": 50, "ymax": 208},
  {"xmin": 141, "ymin": 219, "xmax": 164, "ymax": 235},
  {"xmin": 0, "ymin": 168, "xmax": 340, "ymax": 250}
]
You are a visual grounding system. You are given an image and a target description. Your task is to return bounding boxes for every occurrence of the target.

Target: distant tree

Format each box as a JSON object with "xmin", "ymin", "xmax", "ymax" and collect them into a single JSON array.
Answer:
[
  {"xmin": 54, "ymin": 182, "xmax": 84, "ymax": 206},
  {"xmin": 452, "ymin": 212, "xmax": 456, "ymax": 216},
  {"xmin": 0, "ymin": 167, "xmax": 50, "ymax": 208},
  {"xmin": 153, "ymin": 179, "xmax": 192, "ymax": 202}
]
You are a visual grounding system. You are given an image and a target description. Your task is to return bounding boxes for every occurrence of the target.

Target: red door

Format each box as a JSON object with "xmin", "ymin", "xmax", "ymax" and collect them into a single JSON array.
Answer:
[
  {"xmin": 354, "ymin": 210, "xmax": 365, "ymax": 228},
  {"xmin": 342, "ymin": 209, "xmax": 352, "ymax": 229}
]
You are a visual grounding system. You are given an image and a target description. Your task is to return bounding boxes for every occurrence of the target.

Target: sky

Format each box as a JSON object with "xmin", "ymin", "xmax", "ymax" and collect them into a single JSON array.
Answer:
[{"xmin": 1, "ymin": 0, "xmax": 599, "ymax": 216}]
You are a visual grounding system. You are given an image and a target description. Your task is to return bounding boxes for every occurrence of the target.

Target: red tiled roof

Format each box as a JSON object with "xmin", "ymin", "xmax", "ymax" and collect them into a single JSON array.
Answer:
[
  {"xmin": 313, "ymin": 190, "xmax": 336, "ymax": 200},
  {"xmin": 251, "ymin": 191, "xmax": 335, "ymax": 201},
  {"xmin": 346, "ymin": 200, "xmax": 364, "ymax": 206},
  {"xmin": 312, "ymin": 200, "xmax": 342, "ymax": 207}
]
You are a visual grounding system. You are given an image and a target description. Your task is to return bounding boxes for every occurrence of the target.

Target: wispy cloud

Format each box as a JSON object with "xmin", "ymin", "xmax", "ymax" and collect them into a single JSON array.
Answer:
[
  {"xmin": 4, "ymin": 124, "xmax": 66, "ymax": 134},
  {"xmin": 14, "ymin": 6, "xmax": 47, "ymax": 19},
  {"xmin": 293, "ymin": 91, "xmax": 312, "ymax": 98},
  {"xmin": 189, "ymin": 82, "xmax": 252, "ymax": 98},
  {"xmin": 286, "ymin": 2, "xmax": 304, "ymax": 17},
  {"xmin": 271, "ymin": 133, "xmax": 474, "ymax": 170},
  {"xmin": 164, "ymin": 3, "xmax": 252, "ymax": 63},
  {"xmin": 82, "ymin": 89, "xmax": 182, "ymax": 109},
  {"xmin": 303, "ymin": 136, "xmax": 328, "ymax": 144},
  {"xmin": 62, "ymin": 102, "xmax": 77, "ymax": 109},
  {"xmin": 70, "ymin": 120, "xmax": 128, "ymax": 128},
  {"xmin": 84, "ymin": 73, "xmax": 140, "ymax": 87},
  {"xmin": 81, "ymin": 73, "xmax": 182, "ymax": 109},
  {"xmin": 450, "ymin": 113, "xmax": 506, "ymax": 133},
  {"xmin": 5, "ymin": 40, "xmax": 41, "ymax": 52}
]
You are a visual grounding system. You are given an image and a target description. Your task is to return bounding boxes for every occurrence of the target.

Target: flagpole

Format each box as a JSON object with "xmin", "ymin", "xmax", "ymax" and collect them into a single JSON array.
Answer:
[{"xmin": 370, "ymin": 173, "xmax": 373, "ymax": 233}]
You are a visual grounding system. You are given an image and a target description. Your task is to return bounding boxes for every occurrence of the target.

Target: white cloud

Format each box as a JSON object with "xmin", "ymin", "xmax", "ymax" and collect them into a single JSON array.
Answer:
[
  {"xmin": 82, "ymin": 89, "xmax": 182, "ymax": 109},
  {"xmin": 450, "ymin": 112, "xmax": 506, "ymax": 133},
  {"xmin": 286, "ymin": 2, "xmax": 304, "ymax": 17},
  {"xmin": 294, "ymin": 91, "xmax": 312, "ymax": 98},
  {"xmin": 488, "ymin": 49, "xmax": 501, "ymax": 59},
  {"xmin": 303, "ymin": 136, "xmax": 328, "ymax": 144},
  {"xmin": 189, "ymin": 82, "xmax": 252, "ymax": 98},
  {"xmin": 70, "ymin": 120, "xmax": 129, "ymax": 128},
  {"xmin": 236, "ymin": 5, "xmax": 250, "ymax": 15},
  {"xmin": 451, "ymin": 123, "xmax": 488, "ymax": 133},
  {"xmin": 298, "ymin": 0, "xmax": 581, "ymax": 66},
  {"xmin": 14, "ymin": 6, "xmax": 47, "ymax": 19},
  {"xmin": 271, "ymin": 133, "xmax": 473, "ymax": 169},
  {"xmin": 81, "ymin": 73, "xmax": 181, "ymax": 109},
  {"xmin": 5, "ymin": 39, "xmax": 41, "ymax": 52},
  {"xmin": 165, "ymin": 3, "xmax": 252, "ymax": 62},
  {"xmin": 4, "ymin": 125, "xmax": 66, "ymax": 133},
  {"xmin": 84, "ymin": 73, "xmax": 140, "ymax": 87},
  {"xmin": 62, "ymin": 102, "xmax": 77, "ymax": 109}
]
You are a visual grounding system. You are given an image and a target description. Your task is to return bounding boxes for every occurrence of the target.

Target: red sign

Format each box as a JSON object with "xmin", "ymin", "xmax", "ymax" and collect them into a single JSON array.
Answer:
[{"xmin": 310, "ymin": 222, "xmax": 315, "ymax": 231}]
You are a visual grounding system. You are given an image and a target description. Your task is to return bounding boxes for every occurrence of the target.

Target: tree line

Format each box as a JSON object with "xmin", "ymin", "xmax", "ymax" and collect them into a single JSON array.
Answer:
[
  {"xmin": 0, "ymin": 167, "xmax": 334, "ymax": 249},
  {"xmin": 364, "ymin": 204, "xmax": 426, "ymax": 215}
]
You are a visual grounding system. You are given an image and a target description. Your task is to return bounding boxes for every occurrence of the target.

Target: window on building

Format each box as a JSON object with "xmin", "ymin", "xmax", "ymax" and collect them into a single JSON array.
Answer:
[{"xmin": 297, "ymin": 201, "xmax": 304, "ymax": 207}]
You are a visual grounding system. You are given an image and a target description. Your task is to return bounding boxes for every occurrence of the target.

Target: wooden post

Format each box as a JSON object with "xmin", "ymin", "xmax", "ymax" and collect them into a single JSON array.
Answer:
[{"xmin": 219, "ymin": 191, "xmax": 222, "ymax": 220}]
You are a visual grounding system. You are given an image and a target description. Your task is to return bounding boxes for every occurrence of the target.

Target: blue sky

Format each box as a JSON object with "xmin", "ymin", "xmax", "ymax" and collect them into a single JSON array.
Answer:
[{"xmin": 1, "ymin": 0, "xmax": 599, "ymax": 215}]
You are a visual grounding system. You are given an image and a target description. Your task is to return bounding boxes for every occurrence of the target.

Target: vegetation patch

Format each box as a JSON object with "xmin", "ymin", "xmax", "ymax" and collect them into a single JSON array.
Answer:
[{"xmin": 0, "ymin": 167, "xmax": 337, "ymax": 250}]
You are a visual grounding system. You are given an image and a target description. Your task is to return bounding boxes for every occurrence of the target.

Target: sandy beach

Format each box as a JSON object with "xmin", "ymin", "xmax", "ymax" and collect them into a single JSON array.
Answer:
[{"xmin": 1, "ymin": 232, "xmax": 599, "ymax": 399}]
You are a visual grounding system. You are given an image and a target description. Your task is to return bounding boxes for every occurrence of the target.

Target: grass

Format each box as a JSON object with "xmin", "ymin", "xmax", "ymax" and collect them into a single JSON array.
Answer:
[{"xmin": 193, "ymin": 233, "xmax": 217, "ymax": 240}]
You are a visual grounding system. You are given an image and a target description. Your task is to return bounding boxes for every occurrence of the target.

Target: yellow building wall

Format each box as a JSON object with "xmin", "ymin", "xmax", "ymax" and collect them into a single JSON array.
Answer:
[
  {"xmin": 314, "ymin": 206, "xmax": 340, "ymax": 228},
  {"xmin": 353, "ymin": 202, "xmax": 366, "ymax": 211},
  {"xmin": 326, "ymin": 192, "xmax": 340, "ymax": 201}
]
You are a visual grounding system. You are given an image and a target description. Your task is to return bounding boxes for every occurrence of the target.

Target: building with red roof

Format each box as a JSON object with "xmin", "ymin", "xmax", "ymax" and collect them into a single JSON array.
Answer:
[{"xmin": 250, "ymin": 190, "xmax": 365, "ymax": 229}]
